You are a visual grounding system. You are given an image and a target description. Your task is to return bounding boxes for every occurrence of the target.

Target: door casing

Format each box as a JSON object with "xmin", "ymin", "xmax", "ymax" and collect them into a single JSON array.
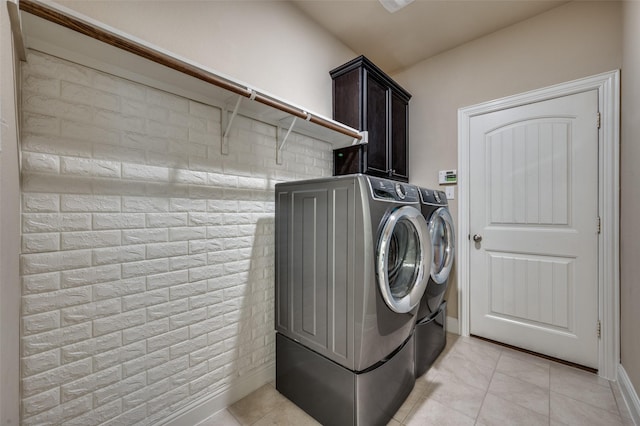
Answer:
[{"xmin": 457, "ymin": 70, "xmax": 620, "ymax": 379}]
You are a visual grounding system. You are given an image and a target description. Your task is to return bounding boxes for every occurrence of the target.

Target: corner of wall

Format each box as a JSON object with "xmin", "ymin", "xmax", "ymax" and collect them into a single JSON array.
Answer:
[
  {"xmin": 620, "ymin": 0, "xmax": 640, "ymax": 410},
  {"xmin": 0, "ymin": 2, "xmax": 23, "ymax": 424}
]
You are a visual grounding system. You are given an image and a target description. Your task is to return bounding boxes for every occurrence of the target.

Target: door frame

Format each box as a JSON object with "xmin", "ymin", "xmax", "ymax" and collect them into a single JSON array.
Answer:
[{"xmin": 457, "ymin": 70, "xmax": 620, "ymax": 379}]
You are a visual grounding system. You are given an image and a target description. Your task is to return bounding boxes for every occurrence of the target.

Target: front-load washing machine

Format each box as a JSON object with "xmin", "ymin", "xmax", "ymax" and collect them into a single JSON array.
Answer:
[
  {"xmin": 415, "ymin": 188, "xmax": 455, "ymax": 377},
  {"xmin": 275, "ymin": 174, "xmax": 432, "ymax": 426}
]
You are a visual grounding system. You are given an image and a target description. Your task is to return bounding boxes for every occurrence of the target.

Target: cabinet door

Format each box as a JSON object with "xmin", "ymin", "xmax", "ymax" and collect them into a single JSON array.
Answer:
[
  {"xmin": 365, "ymin": 71, "xmax": 389, "ymax": 176},
  {"xmin": 333, "ymin": 68, "xmax": 361, "ymax": 130},
  {"xmin": 390, "ymin": 91, "xmax": 409, "ymax": 181}
]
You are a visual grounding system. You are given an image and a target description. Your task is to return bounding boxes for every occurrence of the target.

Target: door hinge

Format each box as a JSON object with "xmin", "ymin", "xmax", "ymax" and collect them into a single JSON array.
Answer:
[
  {"xmin": 597, "ymin": 111, "xmax": 601, "ymax": 129},
  {"xmin": 597, "ymin": 216, "xmax": 601, "ymax": 234},
  {"xmin": 597, "ymin": 320, "xmax": 602, "ymax": 339}
]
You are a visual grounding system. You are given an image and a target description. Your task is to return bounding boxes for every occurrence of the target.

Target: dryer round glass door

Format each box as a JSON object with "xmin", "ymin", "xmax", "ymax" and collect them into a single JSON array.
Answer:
[
  {"xmin": 429, "ymin": 207, "xmax": 455, "ymax": 284},
  {"xmin": 377, "ymin": 206, "xmax": 432, "ymax": 313}
]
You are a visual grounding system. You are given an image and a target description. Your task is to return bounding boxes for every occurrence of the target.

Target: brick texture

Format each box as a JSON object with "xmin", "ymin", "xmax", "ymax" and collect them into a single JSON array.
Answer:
[{"xmin": 20, "ymin": 50, "xmax": 332, "ymax": 424}]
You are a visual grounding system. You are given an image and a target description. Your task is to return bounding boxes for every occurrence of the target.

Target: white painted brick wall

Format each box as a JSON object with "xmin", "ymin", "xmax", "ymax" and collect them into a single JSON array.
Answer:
[{"xmin": 19, "ymin": 50, "xmax": 332, "ymax": 425}]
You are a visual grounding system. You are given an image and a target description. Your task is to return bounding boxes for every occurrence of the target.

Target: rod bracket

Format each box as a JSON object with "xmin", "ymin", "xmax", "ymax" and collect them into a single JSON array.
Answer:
[{"xmin": 355, "ymin": 130, "xmax": 368, "ymax": 145}]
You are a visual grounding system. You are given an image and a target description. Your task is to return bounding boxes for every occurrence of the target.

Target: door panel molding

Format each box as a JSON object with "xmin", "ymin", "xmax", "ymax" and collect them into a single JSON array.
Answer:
[{"xmin": 458, "ymin": 70, "xmax": 620, "ymax": 379}]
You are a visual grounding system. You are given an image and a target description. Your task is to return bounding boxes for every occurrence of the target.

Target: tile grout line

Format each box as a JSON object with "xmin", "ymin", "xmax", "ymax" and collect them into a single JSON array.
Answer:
[
  {"xmin": 472, "ymin": 346, "xmax": 502, "ymax": 425},
  {"xmin": 551, "ymin": 387, "xmax": 625, "ymax": 418}
]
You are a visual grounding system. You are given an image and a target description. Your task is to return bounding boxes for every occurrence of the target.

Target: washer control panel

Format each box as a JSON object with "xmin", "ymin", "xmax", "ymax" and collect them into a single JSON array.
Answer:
[
  {"xmin": 394, "ymin": 183, "xmax": 406, "ymax": 199},
  {"xmin": 368, "ymin": 177, "xmax": 419, "ymax": 202}
]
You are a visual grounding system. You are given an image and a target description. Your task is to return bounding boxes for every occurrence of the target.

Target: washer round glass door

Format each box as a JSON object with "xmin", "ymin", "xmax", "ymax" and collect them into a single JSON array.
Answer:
[
  {"xmin": 429, "ymin": 207, "xmax": 455, "ymax": 284},
  {"xmin": 377, "ymin": 206, "xmax": 432, "ymax": 313}
]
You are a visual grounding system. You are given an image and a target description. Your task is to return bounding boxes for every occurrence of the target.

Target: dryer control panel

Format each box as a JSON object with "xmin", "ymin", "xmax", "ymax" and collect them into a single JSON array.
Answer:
[
  {"xmin": 368, "ymin": 177, "xmax": 419, "ymax": 202},
  {"xmin": 418, "ymin": 188, "xmax": 448, "ymax": 206}
]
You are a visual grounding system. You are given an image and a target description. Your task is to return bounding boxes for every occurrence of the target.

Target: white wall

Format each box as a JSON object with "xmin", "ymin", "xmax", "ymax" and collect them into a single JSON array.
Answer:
[
  {"xmin": 18, "ymin": 50, "xmax": 334, "ymax": 425},
  {"xmin": 620, "ymin": 0, "xmax": 640, "ymax": 404},
  {"xmin": 0, "ymin": 1, "xmax": 21, "ymax": 424},
  {"xmin": 393, "ymin": 0, "xmax": 622, "ymax": 319},
  {"xmin": 55, "ymin": 0, "xmax": 356, "ymax": 118}
]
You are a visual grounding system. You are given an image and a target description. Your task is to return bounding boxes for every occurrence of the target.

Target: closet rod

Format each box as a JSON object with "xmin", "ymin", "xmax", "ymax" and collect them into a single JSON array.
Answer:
[{"xmin": 18, "ymin": 0, "xmax": 363, "ymax": 142}]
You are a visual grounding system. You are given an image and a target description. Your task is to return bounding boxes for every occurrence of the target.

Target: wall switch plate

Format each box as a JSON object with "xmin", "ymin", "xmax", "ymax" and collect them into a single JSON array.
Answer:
[{"xmin": 445, "ymin": 186, "xmax": 455, "ymax": 200}]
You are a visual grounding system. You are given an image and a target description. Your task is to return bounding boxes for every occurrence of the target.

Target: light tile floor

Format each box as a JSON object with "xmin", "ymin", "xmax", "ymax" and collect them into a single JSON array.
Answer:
[{"xmin": 198, "ymin": 334, "xmax": 634, "ymax": 425}]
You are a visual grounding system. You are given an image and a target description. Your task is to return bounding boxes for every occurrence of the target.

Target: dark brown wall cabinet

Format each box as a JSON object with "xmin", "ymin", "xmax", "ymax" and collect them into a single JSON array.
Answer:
[{"xmin": 331, "ymin": 56, "xmax": 411, "ymax": 182}]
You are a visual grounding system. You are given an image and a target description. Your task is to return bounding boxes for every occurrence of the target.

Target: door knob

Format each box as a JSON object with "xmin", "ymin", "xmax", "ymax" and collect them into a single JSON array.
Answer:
[{"xmin": 473, "ymin": 234, "xmax": 482, "ymax": 243}]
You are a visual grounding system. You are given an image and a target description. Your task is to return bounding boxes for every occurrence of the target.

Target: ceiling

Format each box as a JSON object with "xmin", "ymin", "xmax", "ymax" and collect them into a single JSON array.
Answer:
[{"xmin": 290, "ymin": 0, "xmax": 569, "ymax": 74}]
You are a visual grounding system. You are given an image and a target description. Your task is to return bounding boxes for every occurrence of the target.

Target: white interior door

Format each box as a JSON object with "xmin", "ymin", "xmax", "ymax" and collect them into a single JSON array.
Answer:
[{"xmin": 469, "ymin": 90, "xmax": 599, "ymax": 369}]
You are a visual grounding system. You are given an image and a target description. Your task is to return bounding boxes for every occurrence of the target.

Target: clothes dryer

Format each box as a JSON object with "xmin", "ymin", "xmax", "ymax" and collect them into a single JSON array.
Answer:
[
  {"xmin": 415, "ymin": 188, "xmax": 455, "ymax": 377},
  {"xmin": 275, "ymin": 174, "xmax": 432, "ymax": 426}
]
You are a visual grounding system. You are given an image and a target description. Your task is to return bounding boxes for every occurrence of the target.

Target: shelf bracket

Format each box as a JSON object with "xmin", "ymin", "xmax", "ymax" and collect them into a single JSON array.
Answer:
[
  {"xmin": 221, "ymin": 95, "xmax": 242, "ymax": 155},
  {"xmin": 276, "ymin": 116, "xmax": 299, "ymax": 165},
  {"xmin": 221, "ymin": 90, "xmax": 255, "ymax": 155}
]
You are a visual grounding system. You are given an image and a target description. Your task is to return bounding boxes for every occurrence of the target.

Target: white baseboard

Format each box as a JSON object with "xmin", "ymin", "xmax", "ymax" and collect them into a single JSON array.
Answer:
[
  {"xmin": 617, "ymin": 364, "xmax": 640, "ymax": 425},
  {"xmin": 158, "ymin": 363, "xmax": 276, "ymax": 426},
  {"xmin": 446, "ymin": 316, "xmax": 459, "ymax": 335}
]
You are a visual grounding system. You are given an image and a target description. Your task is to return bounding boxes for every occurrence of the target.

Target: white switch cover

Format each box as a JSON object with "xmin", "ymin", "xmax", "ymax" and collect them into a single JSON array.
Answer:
[{"xmin": 445, "ymin": 186, "xmax": 455, "ymax": 200}]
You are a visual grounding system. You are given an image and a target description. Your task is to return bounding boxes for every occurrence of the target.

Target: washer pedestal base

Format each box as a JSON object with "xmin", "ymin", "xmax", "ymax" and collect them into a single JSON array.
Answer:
[
  {"xmin": 276, "ymin": 333, "xmax": 415, "ymax": 426},
  {"xmin": 415, "ymin": 301, "xmax": 447, "ymax": 378}
]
